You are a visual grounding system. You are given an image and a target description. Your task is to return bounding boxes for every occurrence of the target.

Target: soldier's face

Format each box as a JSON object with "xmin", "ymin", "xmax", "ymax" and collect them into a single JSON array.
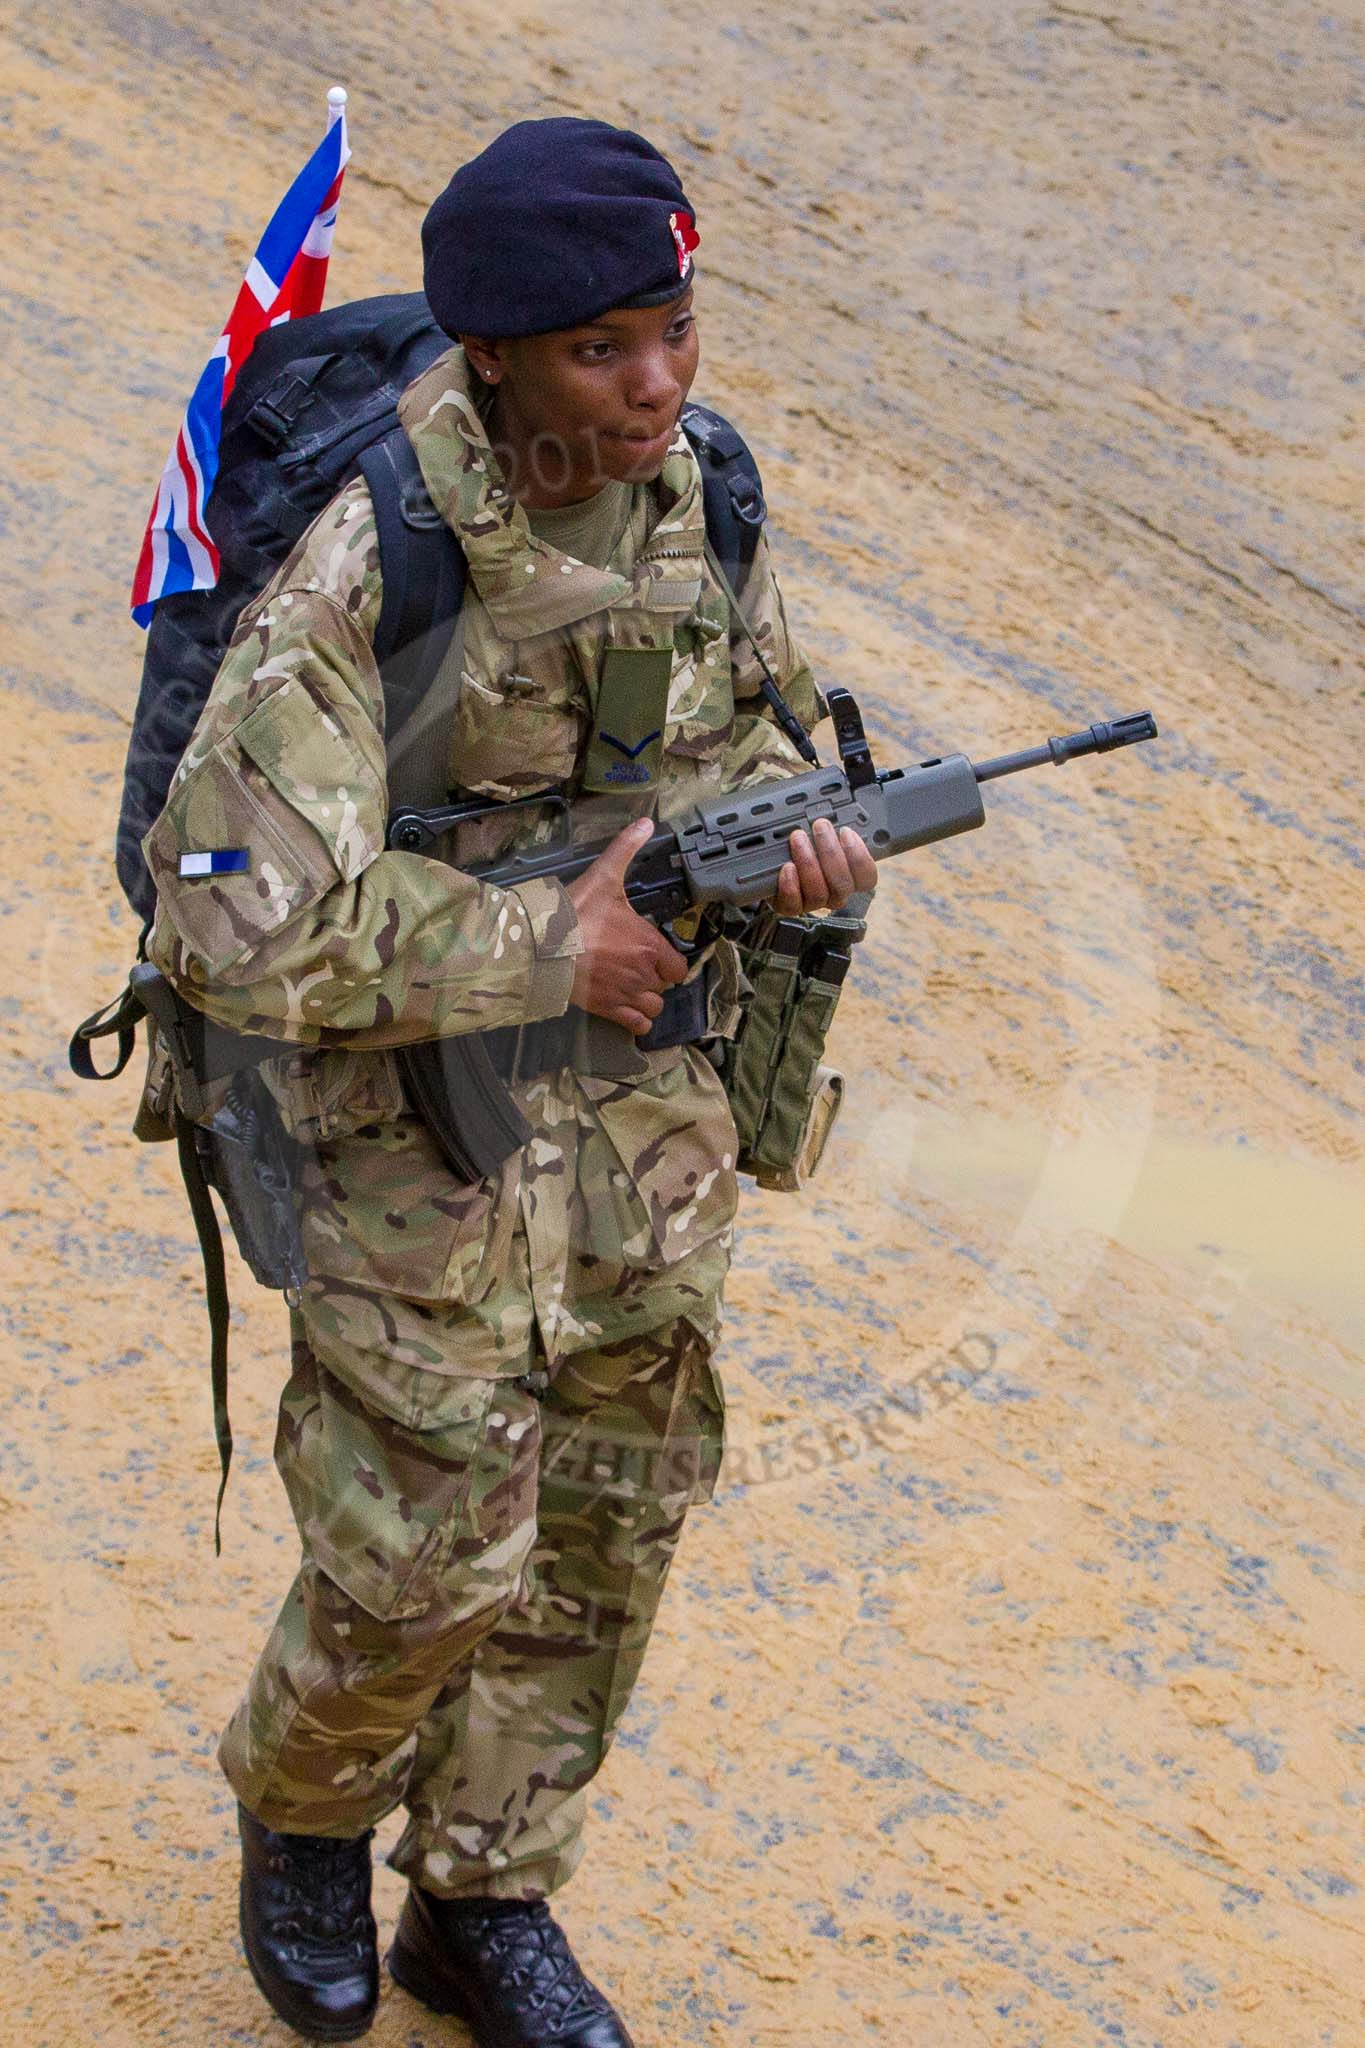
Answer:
[{"xmin": 465, "ymin": 289, "xmax": 700, "ymax": 501}]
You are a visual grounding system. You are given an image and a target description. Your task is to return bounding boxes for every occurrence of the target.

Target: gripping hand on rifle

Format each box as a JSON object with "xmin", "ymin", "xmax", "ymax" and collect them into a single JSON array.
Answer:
[{"xmin": 567, "ymin": 815, "xmax": 878, "ymax": 1036}]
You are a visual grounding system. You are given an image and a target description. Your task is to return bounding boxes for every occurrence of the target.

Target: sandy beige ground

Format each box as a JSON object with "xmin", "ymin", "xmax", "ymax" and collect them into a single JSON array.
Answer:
[{"xmin": 1, "ymin": 3, "xmax": 1361, "ymax": 2044}]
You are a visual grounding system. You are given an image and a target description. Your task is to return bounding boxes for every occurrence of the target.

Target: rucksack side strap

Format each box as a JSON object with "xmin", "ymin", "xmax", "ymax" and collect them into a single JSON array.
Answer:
[
  {"xmin": 69, "ymin": 980, "xmax": 145, "ymax": 1081},
  {"xmin": 174, "ymin": 1113, "xmax": 233, "ymax": 1555}
]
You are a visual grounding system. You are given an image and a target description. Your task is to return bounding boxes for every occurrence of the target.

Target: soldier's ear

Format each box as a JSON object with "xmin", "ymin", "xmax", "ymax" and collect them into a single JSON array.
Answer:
[{"xmin": 460, "ymin": 335, "xmax": 504, "ymax": 386}]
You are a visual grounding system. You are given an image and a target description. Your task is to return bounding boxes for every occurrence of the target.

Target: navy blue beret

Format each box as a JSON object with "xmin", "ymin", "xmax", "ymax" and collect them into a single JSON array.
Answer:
[{"xmin": 423, "ymin": 117, "xmax": 699, "ymax": 340}]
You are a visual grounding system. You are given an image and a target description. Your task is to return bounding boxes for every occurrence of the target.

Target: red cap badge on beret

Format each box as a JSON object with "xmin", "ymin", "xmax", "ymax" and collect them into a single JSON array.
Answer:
[{"xmin": 669, "ymin": 209, "xmax": 700, "ymax": 277}]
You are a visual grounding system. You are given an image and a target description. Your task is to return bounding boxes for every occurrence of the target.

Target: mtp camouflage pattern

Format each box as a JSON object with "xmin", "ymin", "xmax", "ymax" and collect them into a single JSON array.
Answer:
[
  {"xmin": 220, "ymin": 1306, "xmax": 721, "ymax": 1896},
  {"xmin": 145, "ymin": 344, "xmax": 824, "ymax": 1885}
]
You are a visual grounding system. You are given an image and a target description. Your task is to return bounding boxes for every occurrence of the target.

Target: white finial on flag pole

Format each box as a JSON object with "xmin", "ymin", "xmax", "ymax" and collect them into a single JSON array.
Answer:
[{"xmin": 327, "ymin": 86, "xmax": 348, "ymax": 114}]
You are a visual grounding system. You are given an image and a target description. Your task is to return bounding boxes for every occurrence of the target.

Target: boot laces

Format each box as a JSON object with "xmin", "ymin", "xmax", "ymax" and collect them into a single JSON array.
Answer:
[
  {"xmin": 466, "ymin": 1900, "xmax": 606, "ymax": 2028},
  {"xmin": 269, "ymin": 1831, "xmax": 373, "ymax": 1954}
]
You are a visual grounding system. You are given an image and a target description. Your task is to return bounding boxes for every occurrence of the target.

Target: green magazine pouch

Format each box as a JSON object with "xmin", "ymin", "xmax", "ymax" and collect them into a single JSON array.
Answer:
[
  {"xmin": 724, "ymin": 917, "xmax": 803, "ymax": 1159},
  {"xmin": 723, "ymin": 891, "xmax": 871, "ymax": 1191}
]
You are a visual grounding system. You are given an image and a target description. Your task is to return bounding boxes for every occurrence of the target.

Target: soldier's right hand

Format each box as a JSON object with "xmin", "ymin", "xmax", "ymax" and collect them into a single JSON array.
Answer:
[{"xmin": 565, "ymin": 817, "xmax": 689, "ymax": 1035}]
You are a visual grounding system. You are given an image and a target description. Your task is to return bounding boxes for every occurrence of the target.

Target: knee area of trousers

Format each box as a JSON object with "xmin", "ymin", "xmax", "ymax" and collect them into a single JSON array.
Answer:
[{"xmin": 305, "ymin": 1544, "xmax": 533, "ymax": 1667}]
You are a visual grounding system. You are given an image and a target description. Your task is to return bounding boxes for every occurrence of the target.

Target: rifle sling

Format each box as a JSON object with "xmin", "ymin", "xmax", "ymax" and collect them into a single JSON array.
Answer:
[{"xmin": 702, "ymin": 539, "xmax": 820, "ymax": 769}]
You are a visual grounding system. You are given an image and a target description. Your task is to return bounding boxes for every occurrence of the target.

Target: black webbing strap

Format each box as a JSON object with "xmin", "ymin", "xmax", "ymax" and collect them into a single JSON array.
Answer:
[
  {"xmin": 68, "ymin": 981, "xmax": 144, "ymax": 1081},
  {"xmin": 71, "ymin": 977, "xmax": 231, "ymax": 1548},
  {"xmin": 681, "ymin": 400, "xmax": 767, "ymax": 594},
  {"xmin": 360, "ymin": 426, "xmax": 465, "ymax": 743},
  {"xmin": 174, "ymin": 1114, "xmax": 233, "ymax": 1555},
  {"xmin": 361, "ymin": 429, "xmax": 425, "ymax": 671}
]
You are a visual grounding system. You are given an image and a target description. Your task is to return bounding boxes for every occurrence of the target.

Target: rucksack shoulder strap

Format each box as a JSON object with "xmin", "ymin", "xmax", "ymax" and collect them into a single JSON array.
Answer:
[
  {"xmin": 683, "ymin": 402, "xmax": 816, "ymax": 765},
  {"xmin": 358, "ymin": 426, "xmax": 466, "ymax": 754},
  {"xmin": 682, "ymin": 401, "xmax": 767, "ymax": 596}
]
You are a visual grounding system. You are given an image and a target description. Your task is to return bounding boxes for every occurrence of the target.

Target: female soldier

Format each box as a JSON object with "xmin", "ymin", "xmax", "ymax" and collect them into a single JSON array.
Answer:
[{"xmin": 145, "ymin": 117, "xmax": 874, "ymax": 2045}]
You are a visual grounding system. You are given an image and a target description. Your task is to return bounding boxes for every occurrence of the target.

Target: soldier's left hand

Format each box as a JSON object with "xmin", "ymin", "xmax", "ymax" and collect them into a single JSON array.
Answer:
[{"xmin": 772, "ymin": 817, "xmax": 878, "ymax": 915}]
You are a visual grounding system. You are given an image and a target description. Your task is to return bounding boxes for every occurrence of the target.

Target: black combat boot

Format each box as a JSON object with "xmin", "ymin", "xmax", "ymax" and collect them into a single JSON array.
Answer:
[
  {"xmin": 388, "ymin": 1887, "xmax": 635, "ymax": 2047},
  {"xmin": 237, "ymin": 1803, "xmax": 379, "ymax": 2041}
]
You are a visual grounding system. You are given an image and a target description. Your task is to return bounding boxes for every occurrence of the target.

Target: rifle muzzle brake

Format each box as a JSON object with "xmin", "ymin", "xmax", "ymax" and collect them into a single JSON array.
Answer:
[
  {"xmin": 1054, "ymin": 712, "xmax": 1158, "ymax": 761},
  {"xmin": 974, "ymin": 710, "xmax": 1158, "ymax": 784}
]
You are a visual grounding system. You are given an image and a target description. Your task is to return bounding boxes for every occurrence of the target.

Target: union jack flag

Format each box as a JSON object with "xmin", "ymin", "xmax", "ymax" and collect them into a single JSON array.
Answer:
[{"xmin": 130, "ymin": 91, "xmax": 351, "ymax": 626}]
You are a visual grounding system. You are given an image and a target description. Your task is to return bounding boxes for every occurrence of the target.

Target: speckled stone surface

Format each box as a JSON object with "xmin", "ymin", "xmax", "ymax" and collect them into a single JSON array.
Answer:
[{"xmin": 1, "ymin": 4, "xmax": 1360, "ymax": 2042}]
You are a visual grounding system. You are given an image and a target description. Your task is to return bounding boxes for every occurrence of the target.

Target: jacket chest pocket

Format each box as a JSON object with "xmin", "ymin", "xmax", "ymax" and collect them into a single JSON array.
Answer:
[
  {"xmin": 666, "ymin": 599, "xmax": 732, "ymax": 746},
  {"xmin": 451, "ymin": 667, "xmax": 583, "ymax": 801}
]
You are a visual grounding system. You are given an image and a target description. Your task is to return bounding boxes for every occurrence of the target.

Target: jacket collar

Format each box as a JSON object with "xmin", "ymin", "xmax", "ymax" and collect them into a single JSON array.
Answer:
[{"xmin": 397, "ymin": 345, "xmax": 705, "ymax": 637}]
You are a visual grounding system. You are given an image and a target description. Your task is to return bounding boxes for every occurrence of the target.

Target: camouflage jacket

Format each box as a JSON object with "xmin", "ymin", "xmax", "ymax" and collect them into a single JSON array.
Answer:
[{"xmin": 144, "ymin": 346, "xmax": 825, "ymax": 1359}]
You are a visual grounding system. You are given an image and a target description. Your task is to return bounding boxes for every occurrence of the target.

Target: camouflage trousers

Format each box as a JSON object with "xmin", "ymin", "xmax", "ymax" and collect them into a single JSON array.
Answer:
[{"xmin": 218, "ymin": 1295, "xmax": 724, "ymax": 1899}]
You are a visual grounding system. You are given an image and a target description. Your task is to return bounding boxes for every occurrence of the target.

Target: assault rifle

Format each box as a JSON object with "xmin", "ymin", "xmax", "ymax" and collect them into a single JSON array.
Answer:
[
  {"xmin": 386, "ymin": 689, "xmax": 1158, "ymax": 1180},
  {"xmin": 73, "ymin": 689, "xmax": 1156, "ymax": 1544}
]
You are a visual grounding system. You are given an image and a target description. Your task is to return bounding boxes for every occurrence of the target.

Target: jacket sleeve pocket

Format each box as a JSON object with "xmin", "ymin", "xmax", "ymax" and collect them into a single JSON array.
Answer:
[{"xmin": 143, "ymin": 681, "xmax": 385, "ymax": 980}]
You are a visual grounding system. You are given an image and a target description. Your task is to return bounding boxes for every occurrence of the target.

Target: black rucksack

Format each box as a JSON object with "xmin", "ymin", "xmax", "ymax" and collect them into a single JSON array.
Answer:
[{"xmin": 116, "ymin": 290, "xmax": 768, "ymax": 930}]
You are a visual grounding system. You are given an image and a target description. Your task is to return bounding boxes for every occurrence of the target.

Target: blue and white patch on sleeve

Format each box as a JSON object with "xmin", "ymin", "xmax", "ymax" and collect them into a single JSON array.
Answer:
[{"xmin": 179, "ymin": 849, "xmax": 250, "ymax": 879}]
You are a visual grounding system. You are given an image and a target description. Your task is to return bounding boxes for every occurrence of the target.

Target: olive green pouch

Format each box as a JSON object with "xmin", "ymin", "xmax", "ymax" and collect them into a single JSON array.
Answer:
[{"xmin": 721, "ymin": 893, "xmax": 870, "ymax": 1191}]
